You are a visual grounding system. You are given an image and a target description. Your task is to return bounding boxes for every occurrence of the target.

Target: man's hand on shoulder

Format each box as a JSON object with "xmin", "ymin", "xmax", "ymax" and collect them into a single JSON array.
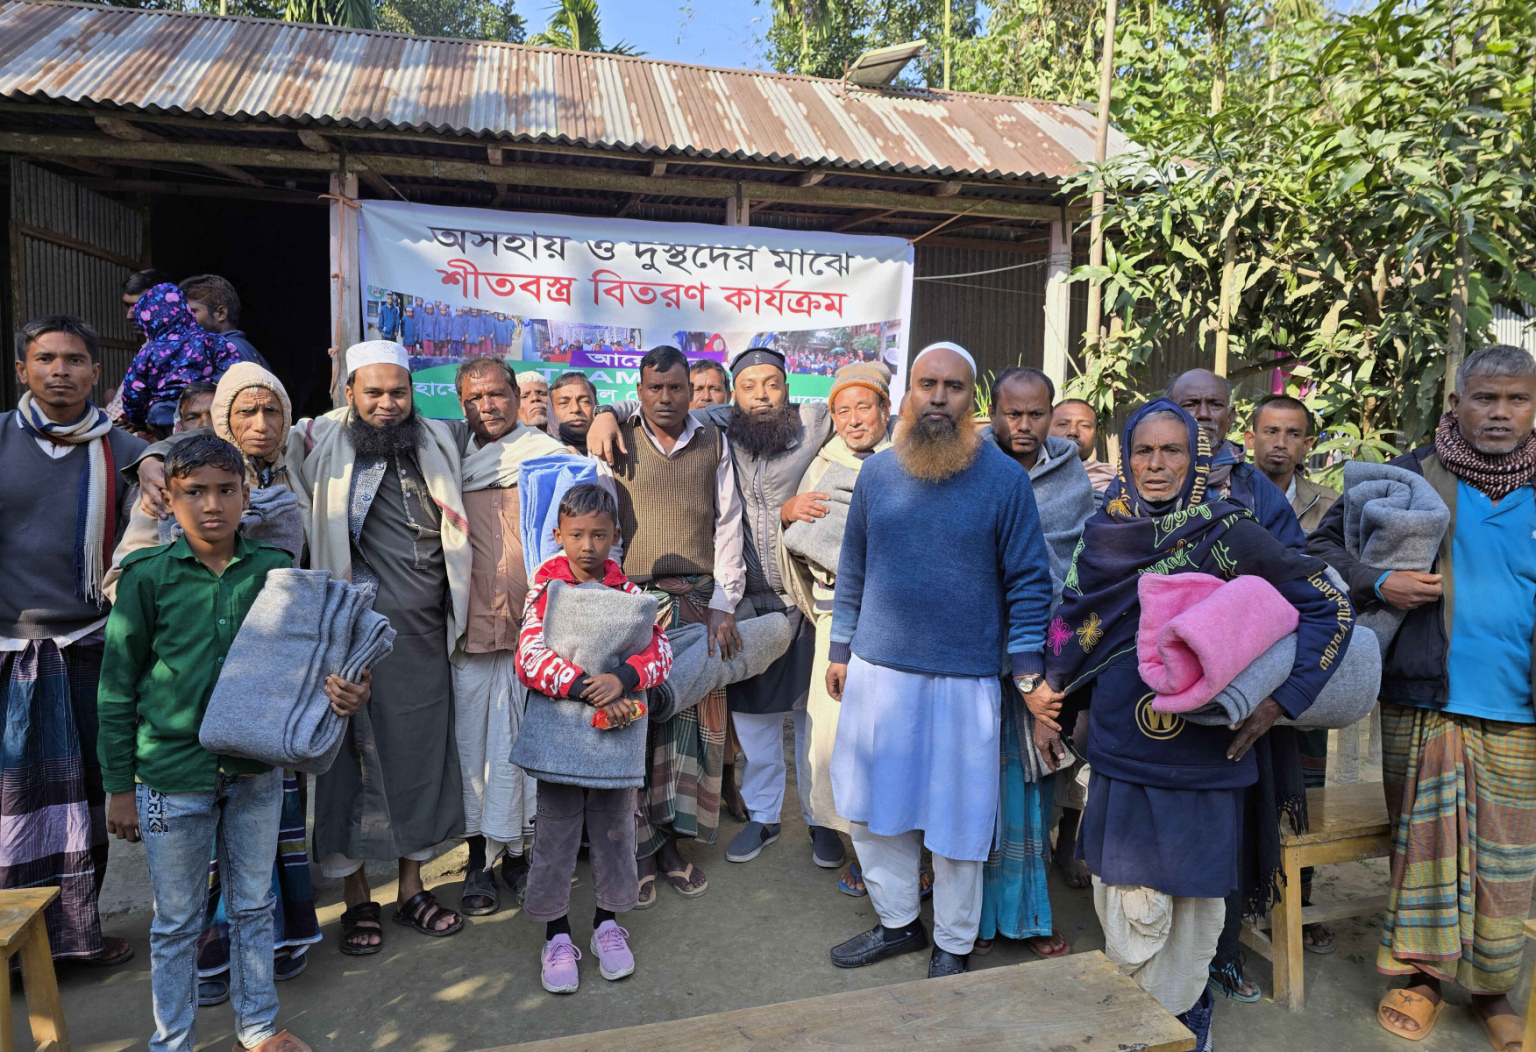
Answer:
[
  {"xmin": 138, "ymin": 457, "xmax": 169, "ymax": 519},
  {"xmin": 587, "ymin": 409, "xmax": 626, "ymax": 466}
]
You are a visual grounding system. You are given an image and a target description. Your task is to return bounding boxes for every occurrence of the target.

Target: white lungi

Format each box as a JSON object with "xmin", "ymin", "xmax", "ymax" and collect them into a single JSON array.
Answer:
[
  {"xmin": 732, "ymin": 709, "xmax": 812, "ymax": 827},
  {"xmin": 851, "ymin": 824, "xmax": 984, "ymax": 955},
  {"xmin": 451, "ymin": 650, "xmax": 536, "ymax": 862}
]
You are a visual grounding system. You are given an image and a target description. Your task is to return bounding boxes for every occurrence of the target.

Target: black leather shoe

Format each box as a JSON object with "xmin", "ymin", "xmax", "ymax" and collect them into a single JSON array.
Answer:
[
  {"xmin": 830, "ymin": 923, "xmax": 930, "ymax": 969},
  {"xmin": 927, "ymin": 947, "xmax": 970, "ymax": 978}
]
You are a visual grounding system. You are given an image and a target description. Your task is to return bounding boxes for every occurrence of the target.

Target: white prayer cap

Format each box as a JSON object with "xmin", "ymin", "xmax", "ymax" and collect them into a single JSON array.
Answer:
[
  {"xmin": 345, "ymin": 340, "xmax": 411, "ymax": 376},
  {"xmin": 911, "ymin": 341, "xmax": 976, "ymax": 378}
]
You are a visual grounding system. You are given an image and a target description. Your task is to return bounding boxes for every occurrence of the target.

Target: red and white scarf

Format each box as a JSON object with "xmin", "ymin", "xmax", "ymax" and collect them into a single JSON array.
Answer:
[{"xmin": 18, "ymin": 392, "xmax": 116, "ymax": 603}]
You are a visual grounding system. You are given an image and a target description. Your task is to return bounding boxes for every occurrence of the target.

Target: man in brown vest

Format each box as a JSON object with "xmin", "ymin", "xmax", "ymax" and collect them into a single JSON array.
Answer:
[{"xmin": 610, "ymin": 345, "xmax": 746, "ymax": 906}]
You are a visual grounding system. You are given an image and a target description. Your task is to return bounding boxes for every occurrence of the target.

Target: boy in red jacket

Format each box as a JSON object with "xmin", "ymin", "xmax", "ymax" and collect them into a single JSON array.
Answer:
[{"xmin": 516, "ymin": 484, "xmax": 670, "ymax": 994}]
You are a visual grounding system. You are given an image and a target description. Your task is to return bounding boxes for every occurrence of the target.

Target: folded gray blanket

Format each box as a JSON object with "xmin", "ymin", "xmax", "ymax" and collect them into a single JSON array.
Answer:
[
  {"xmin": 1341, "ymin": 461, "xmax": 1450, "ymax": 656},
  {"xmin": 199, "ymin": 569, "xmax": 395, "ymax": 774},
  {"xmin": 1182, "ymin": 625, "xmax": 1381, "ymax": 729},
  {"xmin": 783, "ymin": 463, "xmax": 858, "ymax": 573},
  {"xmin": 650, "ymin": 611, "xmax": 793, "ymax": 722},
  {"xmin": 157, "ymin": 484, "xmax": 305, "ymax": 564},
  {"xmin": 510, "ymin": 581, "xmax": 657, "ymax": 789}
]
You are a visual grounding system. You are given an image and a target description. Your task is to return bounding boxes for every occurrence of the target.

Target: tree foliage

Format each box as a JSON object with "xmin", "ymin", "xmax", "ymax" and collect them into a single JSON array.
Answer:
[
  {"xmin": 1067, "ymin": 0, "xmax": 1536, "ymax": 469},
  {"xmin": 762, "ymin": 0, "xmax": 978, "ymax": 84},
  {"xmin": 99, "ymin": 0, "xmax": 526, "ymax": 42},
  {"xmin": 527, "ymin": 0, "xmax": 638, "ymax": 53},
  {"xmin": 284, "ymin": 0, "xmax": 377, "ymax": 29}
]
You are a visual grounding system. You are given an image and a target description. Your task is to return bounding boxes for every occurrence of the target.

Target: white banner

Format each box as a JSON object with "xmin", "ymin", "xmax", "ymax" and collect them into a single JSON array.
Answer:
[{"xmin": 356, "ymin": 200, "xmax": 914, "ymax": 418}]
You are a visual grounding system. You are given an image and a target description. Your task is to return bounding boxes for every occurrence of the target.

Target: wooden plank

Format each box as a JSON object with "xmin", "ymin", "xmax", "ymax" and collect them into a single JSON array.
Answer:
[
  {"xmin": 1271, "ymin": 844, "xmax": 1306, "ymax": 1011},
  {"xmin": 0, "ymin": 134, "xmax": 1065, "ymax": 221},
  {"xmin": 0, "ymin": 888, "xmax": 58, "ymax": 950},
  {"xmin": 1252, "ymin": 894, "xmax": 1390, "ymax": 930},
  {"xmin": 1282, "ymin": 783, "xmax": 1390, "ymax": 846},
  {"xmin": 91, "ymin": 118, "xmax": 262, "ymax": 187},
  {"xmin": 479, "ymin": 953, "xmax": 1194, "ymax": 1052},
  {"xmin": 1290, "ymin": 834, "xmax": 1393, "ymax": 868}
]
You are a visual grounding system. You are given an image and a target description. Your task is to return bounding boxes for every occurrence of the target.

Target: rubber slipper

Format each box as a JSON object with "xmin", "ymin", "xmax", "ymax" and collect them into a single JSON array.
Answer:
[
  {"xmin": 339, "ymin": 901, "xmax": 383, "ymax": 956},
  {"xmin": 663, "ymin": 862, "xmax": 708, "ymax": 898},
  {"xmin": 838, "ymin": 861, "xmax": 867, "ymax": 898},
  {"xmin": 1303, "ymin": 922, "xmax": 1338, "ymax": 955},
  {"xmin": 1026, "ymin": 932, "xmax": 1072, "ymax": 959},
  {"xmin": 1477, "ymin": 1008, "xmax": 1523, "ymax": 1052},
  {"xmin": 460, "ymin": 867, "xmax": 499, "ymax": 916},
  {"xmin": 971, "ymin": 938, "xmax": 995, "ymax": 957},
  {"xmin": 75, "ymin": 935, "xmax": 134, "ymax": 967},
  {"xmin": 1377, "ymin": 985, "xmax": 1445, "ymax": 1041},
  {"xmin": 198, "ymin": 978, "xmax": 230, "ymax": 1006},
  {"xmin": 632, "ymin": 873, "xmax": 658, "ymax": 911},
  {"xmin": 391, "ymin": 890, "xmax": 464, "ymax": 938},
  {"xmin": 919, "ymin": 868, "xmax": 934, "ymax": 901}
]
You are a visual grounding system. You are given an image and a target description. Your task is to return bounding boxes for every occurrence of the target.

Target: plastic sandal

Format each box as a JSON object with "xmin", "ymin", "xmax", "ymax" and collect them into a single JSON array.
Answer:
[
  {"xmin": 1377, "ymin": 985, "xmax": 1445, "ymax": 1041},
  {"xmin": 391, "ymin": 890, "xmax": 464, "ymax": 938},
  {"xmin": 339, "ymin": 901, "xmax": 383, "ymax": 956}
]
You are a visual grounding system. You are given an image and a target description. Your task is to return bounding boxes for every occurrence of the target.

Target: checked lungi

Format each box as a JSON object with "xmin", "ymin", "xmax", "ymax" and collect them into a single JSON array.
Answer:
[
  {"xmin": 0, "ymin": 639, "xmax": 110, "ymax": 958},
  {"xmin": 1377, "ymin": 701, "xmax": 1536, "ymax": 993}
]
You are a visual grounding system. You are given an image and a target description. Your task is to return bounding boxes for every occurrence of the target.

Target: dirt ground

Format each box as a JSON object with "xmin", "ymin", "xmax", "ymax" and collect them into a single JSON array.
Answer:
[{"xmin": 22, "ymin": 722, "xmax": 1531, "ymax": 1052}]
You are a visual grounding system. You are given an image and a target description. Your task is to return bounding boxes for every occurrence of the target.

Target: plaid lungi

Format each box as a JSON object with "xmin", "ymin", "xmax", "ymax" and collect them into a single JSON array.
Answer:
[
  {"xmin": 1377, "ymin": 701, "xmax": 1536, "ymax": 993},
  {"xmin": 636, "ymin": 575, "xmax": 725, "ymax": 856},
  {"xmin": 0, "ymin": 639, "xmax": 109, "ymax": 958}
]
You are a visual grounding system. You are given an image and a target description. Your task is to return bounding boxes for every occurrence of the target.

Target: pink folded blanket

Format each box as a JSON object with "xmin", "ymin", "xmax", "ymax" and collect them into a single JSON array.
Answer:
[{"xmin": 1137, "ymin": 572, "xmax": 1298, "ymax": 714}]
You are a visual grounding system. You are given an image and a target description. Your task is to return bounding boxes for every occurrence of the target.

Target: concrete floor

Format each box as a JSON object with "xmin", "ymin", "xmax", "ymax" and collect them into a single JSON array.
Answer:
[{"xmin": 22, "ymin": 724, "xmax": 1532, "ymax": 1052}]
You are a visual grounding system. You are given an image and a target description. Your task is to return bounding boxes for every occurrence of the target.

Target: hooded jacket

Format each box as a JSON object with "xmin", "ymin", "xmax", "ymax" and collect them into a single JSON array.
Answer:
[{"xmin": 119, "ymin": 283, "xmax": 242, "ymax": 429}]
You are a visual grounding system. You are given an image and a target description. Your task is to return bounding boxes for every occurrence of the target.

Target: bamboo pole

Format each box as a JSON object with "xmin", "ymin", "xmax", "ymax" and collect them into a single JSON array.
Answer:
[{"xmin": 1083, "ymin": 0, "xmax": 1120, "ymax": 349}]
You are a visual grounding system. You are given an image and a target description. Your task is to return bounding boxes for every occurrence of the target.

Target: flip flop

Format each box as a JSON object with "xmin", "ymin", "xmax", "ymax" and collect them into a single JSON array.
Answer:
[
  {"xmin": 1377, "ymin": 985, "xmax": 1445, "ymax": 1041},
  {"xmin": 1025, "ymin": 932, "xmax": 1072, "ymax": 959},
  {"xmin": 74, "ymin": 935, "xmax": 135, "ymax": 967},
  {"xmin": 919, "ymin": 868, "xmax": 934, "ymax": 901},
  {"xmin": 838, "ymin": 861, "xmax": 867, "ymax": 898},
  {"xmin": 663, "ymin": 862, "xmax": 708, "ymax": 898},
  {"xmin": 1477, "ymin": 1008, "xmax": 1524, "ymax": 1052},
  {"xmin": 1303, "ymin": 922, "xmax": 1338, "ymax": 955},
  {"xmin": 632, "ymin": 873, "xmax": 658, "ymax": 911}
]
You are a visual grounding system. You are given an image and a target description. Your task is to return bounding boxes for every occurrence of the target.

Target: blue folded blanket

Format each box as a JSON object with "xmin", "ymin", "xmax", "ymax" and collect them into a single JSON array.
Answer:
[{"xmin": 518, "ymin": 454, "xmax": 601, "ymax": 583}]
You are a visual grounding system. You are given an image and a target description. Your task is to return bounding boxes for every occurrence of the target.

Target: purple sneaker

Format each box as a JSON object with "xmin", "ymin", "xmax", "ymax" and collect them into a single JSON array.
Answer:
[
  {"xmin": 589, "ymin": 920, "xmax": 635, "ymax": 981},
  {"xmin": 540, "ymin": 934, "xmax": 581, "ymax": 994}
]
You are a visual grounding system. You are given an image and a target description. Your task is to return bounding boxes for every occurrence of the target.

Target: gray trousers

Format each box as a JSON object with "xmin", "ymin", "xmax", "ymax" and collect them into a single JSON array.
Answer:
[{"xmin": 524, "ymin": 781, "xmax": 639, "ymax": 921}]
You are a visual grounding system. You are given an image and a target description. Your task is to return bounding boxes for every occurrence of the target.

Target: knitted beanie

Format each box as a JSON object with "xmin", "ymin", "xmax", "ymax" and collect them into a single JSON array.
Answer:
[{"xmin": 828, "ymin": 360, "xmax": 892, "ymax": 406}]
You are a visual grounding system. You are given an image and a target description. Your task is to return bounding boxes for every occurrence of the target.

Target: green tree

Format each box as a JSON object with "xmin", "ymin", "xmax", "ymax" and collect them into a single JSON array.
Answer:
[
  {"xmin": 1066, "ymin": 0, "xmax": 1536, "ymax": 473},
  {"xmin": 285, "ymin": 0, "xmax": 377, "ymax": 29},
  {"xmin": 772, "ymin": 0, "xmax": 832, "ymax": 75},
  {"xmin": 762, "ymin": 0, "xmax": 979, "ymax": 85},
  {"xmin": 378, "ymin": 0, "xmax": 526, "ymax": 41},
  {"xmin": 527, "ymin": 0, "xmax": 638, "ymax": 53}
]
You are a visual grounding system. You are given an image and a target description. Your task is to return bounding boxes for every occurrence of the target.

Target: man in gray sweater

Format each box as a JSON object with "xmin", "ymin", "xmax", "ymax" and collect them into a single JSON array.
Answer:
[{"xmin": 1, "ymin": 314, "xmax": 145, "ymax": 966}]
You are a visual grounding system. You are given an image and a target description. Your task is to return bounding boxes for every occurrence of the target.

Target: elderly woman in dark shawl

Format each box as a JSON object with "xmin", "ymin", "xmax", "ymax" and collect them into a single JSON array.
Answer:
[{"xmin": 1031, "ymin": 400, "xmax": 1353, "ymax": 1050}]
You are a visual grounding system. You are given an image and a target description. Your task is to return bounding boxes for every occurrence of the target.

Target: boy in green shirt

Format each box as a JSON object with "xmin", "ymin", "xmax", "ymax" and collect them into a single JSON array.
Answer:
[{"xmin": 99, "ymin": 435, "xmax": 370, "ymax": 1052}]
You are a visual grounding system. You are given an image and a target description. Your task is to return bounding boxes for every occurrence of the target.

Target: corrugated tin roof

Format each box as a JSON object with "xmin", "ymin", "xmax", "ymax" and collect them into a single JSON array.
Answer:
[{"xmin": 0, "ymin": 0, "xmax": 1130, "ymax": 183}]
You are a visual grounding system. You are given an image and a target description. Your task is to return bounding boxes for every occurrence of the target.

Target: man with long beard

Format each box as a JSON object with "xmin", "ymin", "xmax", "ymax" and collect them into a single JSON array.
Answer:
[
  {"xmin": 825, "ymin": 342, "xmax": 1052, "ymax": 978},
  {"xmin": 286, "ymin": 341, "xmax": 471, "ymax": 953},
  {"xmin": 589, "ymin": 345, "xmax": 842, "ymax": 870}
]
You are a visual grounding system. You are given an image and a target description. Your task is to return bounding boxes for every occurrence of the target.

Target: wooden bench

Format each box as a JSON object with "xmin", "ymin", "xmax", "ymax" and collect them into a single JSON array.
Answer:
[
  {"xmin": 1241, "ymin": 781, "xmax": 1393, "ymax": 1011},
  {"xmin": 479, "ymin": 952, "xmax": 1194, "ymax": 1052},
  {"xmin": 0, "ymin": 887, "xmax": 70, "ymax": 1052}
]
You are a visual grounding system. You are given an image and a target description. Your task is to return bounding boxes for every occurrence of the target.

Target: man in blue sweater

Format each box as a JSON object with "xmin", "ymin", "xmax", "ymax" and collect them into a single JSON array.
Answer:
[{"xmin": 825, "ymin": 341, "xmax": 1053, "ymax": 979}]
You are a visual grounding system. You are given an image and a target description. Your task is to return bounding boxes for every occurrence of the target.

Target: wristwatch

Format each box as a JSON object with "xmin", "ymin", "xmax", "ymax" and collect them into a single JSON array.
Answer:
[{"xmin": 1014, "ymin": 674, "xmax": 1044, "ymax": 695}]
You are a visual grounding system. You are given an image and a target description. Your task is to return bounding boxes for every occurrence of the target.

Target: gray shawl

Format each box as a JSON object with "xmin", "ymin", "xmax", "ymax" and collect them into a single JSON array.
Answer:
[
  {"xmin": 782, "ymin": 462, "xmax": 857, "ymax": 574},
  {"xmin": 199, "ymin": 568, "xmax": 395, "ymax": 774},
  {"xmin": 1341, "ymin": 461, "xmax": 1451, "ymax": 655},
  {"xmin": 651, "ymin": 608, "xmax": 794, "ymax": 721},
  {"xmin": 1182, "ymin": 625, "xmax": 1381, "ymax": 730},
  {"xmin": 510, "ymin": 581, "xmax": 657, "ymax": 789}
]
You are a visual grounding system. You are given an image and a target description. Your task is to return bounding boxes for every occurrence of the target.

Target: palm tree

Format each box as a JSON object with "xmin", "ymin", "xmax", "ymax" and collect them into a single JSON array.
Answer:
[
  {"xmin": 285, "ymin": 0, "xmax": 378, "ymax": 29},
  {"xmin": 772, "ymin": 0, "xmax": 832, "ymax": 75},
  {"xmin": 527, "ymin": 0, "xmax": 640, "ymax": 54}
]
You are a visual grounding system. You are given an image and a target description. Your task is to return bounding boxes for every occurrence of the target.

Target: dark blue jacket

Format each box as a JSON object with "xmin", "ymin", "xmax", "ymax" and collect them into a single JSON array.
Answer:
[{"xmin": 1212, "ymin": 443, "xmax": 1307, "ymax": 551}]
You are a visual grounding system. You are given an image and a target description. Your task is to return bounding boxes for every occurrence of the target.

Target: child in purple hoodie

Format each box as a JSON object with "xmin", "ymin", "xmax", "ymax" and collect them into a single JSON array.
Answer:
[{"xmin": 120, "ymin": 283, "xmax": 242, "ymax": 434}]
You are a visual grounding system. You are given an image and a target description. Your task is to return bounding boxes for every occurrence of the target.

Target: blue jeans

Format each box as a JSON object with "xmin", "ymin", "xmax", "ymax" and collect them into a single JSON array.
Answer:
[{"xmin": 138, "ymin": 770, "xmax": 283, "ymax": 1052}]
